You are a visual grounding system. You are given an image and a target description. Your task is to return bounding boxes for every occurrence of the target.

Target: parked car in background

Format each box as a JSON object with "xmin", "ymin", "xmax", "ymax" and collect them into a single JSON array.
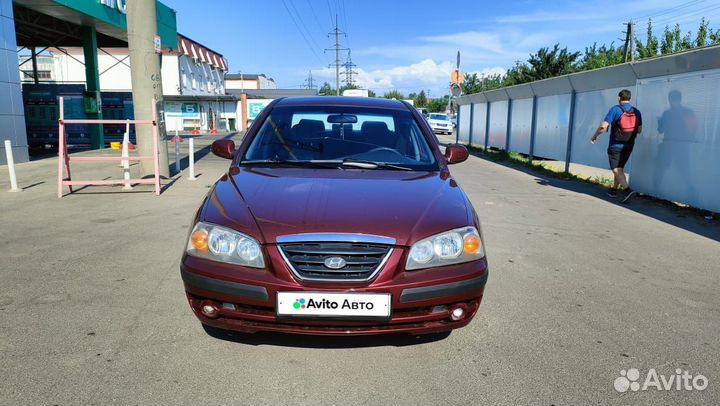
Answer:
[
  {"xmin": 427, "ymin": 113, "xmax": 454, "ymax": 135},
  {"xmin": 181, "ymin": 96, "xmax": 488, "ymax": 336},
  {"xmin": 417, "ymin": 107, "xmax": 429, "ymax": 118}
]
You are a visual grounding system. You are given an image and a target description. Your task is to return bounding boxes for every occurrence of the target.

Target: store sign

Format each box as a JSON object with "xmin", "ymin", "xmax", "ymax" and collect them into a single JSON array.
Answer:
[
  {"xmin": 99, "ymin": 0, "xmax": 127, "ymax": 14},
  {"xmin": 165, "ymin": 102, "xmax": 200, "ymax": 118},
  {"xmin": 247, "ymin": 100, "xmax": 273, "ymax": 120}
]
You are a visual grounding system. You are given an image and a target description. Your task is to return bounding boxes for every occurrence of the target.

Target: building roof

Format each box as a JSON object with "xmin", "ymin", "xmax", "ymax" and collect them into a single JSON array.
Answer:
[
  {"xmin": 227, "ymin": 89, "xmax": 318, "ymax": 98},
  {"xmin": 177, "ymin": 34, "xmax": 228, "ymax": 71},
  {"xmin": 225, "ymin": 73, "xmax": 275, "ymax": 81}
]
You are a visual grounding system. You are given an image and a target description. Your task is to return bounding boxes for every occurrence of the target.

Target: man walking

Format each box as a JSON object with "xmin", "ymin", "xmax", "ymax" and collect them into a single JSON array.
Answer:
[{"xmin": 591, "ymin": 89, "xmax": 642, "ymax": 203}]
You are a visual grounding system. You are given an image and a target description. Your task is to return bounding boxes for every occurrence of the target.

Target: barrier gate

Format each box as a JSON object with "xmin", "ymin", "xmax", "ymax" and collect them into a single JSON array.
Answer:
[{"xmin": 57, "ymin": 97, "xmax": 161, "ymax": 197}]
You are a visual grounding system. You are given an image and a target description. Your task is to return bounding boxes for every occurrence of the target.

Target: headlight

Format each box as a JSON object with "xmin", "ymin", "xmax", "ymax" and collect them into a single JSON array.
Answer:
[
  {"xmin": 186, "ymin": 221, "xmax": 265, "ymax": 268},
  {"xmin": 406, "ymin": 226, "xmax": 484, "ymax": 270}
]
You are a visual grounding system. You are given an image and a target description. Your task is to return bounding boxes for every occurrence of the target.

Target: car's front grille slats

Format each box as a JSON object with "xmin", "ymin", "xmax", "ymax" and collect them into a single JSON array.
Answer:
[{"xmin": 279, "ymin": 241, "xmax": 392, "ymax": 282}]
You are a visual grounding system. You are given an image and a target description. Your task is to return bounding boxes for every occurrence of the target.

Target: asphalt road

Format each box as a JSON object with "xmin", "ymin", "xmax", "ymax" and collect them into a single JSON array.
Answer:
[{"xmin": 1, "ymin": 134, "xmax": 718, "ymax": 405}]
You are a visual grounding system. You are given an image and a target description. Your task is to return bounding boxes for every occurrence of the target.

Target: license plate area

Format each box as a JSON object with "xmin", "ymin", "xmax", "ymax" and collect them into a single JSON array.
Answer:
[{"xmin": 277, "ymin": 292, "xmax": 391, "ymax": 318}]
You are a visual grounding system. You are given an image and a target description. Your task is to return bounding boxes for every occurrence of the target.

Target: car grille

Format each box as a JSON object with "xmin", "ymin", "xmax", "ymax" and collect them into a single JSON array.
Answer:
[{"xmin": 278, "ymin": 242, "xmax": 393, "ymax": 282}]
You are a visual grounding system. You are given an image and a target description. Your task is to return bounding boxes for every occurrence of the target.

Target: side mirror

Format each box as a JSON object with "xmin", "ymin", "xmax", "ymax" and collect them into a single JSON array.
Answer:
[
  {"xmin": 212, "ymin": 139, "xmax": 236, "ymax": 159},
  {"xmin": 445, "ymin": 144, "xmax": 469, "ymax": 164}
]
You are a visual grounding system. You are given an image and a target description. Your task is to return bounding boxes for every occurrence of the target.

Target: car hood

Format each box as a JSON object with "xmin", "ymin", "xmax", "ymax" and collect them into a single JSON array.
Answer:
[{"xmin": 201, "ymin": 166, "xmax": 472, "ymax": 246}]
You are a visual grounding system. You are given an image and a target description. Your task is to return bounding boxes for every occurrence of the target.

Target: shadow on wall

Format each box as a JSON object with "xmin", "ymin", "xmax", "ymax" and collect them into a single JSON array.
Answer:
[
  {"xmin": 457, "ymin": 145, "xmax": 720, "ymax": 243},
  {"xmin": 653, "ymin": 90, "xmax": 698, "ymax": 199}
]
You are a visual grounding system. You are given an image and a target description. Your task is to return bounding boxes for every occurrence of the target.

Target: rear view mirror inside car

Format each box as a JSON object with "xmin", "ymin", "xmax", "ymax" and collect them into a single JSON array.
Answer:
[{"xmin": 327, "ymin": 114, "xmax": 358, "ymax": 124}]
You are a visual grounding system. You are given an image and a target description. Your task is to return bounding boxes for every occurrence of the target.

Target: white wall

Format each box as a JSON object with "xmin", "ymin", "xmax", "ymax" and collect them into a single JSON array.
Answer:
[
  {"xmin": 457, "ymin": 104, "xmax": 471, "ymax": 143},
  {"xmin": 509, "ymin": 98, "xmax": 533, "ymax": 154},
  {"xmin": 470, "ymin": 102, "xmax": 486, "ymax": 147},
  {"xmin": 51, "ymin": 50, "xmax": 225, "ymax": 96},
  {"xmin": 632, "ymin": 69, "xmax": 720, "ymax": 211},
  {"xmin": 177, "ymin": 54, "xmax": 225, "ymax": 96},
  {"xmin": 534, "ymin": 94, "xmax": 571, "ymax": 161},
  {"xmin": 0, "ymin": 0, "xmax": 28, "ymax": 164},
  {"xmin": 226, "ymin": 78, "xmax": 259, "ymax": 90},
  {"xmin": 488, "ymin": 100, "xmax": 508, "ymax": 149}
]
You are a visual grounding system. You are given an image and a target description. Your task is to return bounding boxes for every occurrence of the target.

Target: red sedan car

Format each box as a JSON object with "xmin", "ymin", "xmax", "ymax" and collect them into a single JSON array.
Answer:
[{"xmin": 181, "ymin": 96, "xmax": 488, "ymax": 336}]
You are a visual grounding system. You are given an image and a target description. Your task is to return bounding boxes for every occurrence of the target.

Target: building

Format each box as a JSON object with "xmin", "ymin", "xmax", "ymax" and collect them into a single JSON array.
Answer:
[
  {"xmin": 1, "ymin": 0, "xmax": 180, "ymax": 163},
  {"xmin": 40, "ymin": 34, "xmax": 236, "ymax": 133},
  {"xmin": 225, "ymin": 73, "xmax": 277, "ymax": 91}
]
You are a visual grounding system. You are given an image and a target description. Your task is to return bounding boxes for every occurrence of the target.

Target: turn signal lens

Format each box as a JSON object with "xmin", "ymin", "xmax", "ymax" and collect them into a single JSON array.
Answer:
[
  {"xmin": 191, "ymin": 229, "xmax": 209, "ymax": 251},
  {"xmin": 463, "ymin": 234, "xmax": 481, "ymax": 254},
  {"xmin": 186, "ymin": 222, "xmax": 265, "ymax": 268}
]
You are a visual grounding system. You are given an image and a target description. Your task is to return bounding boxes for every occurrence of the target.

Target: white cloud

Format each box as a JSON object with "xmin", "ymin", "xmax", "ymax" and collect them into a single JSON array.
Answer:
[{"xmin": 313, "ymin": 59, "xmax": 455, "ymax": 95}]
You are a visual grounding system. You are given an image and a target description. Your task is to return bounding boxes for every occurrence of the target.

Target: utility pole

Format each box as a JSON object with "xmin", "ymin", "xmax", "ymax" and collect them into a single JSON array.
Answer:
[
  {"xmin": 623, "ymin": 21, "xmax": 636, "ymax": 62},
  {"xmin": 341, "ymin": 50, "xmax": 358, "ymax": 87},
  {"xmin": 305, "ymin": 70, "xmax": 316, "ymax": 89},
  {"xmin": 324, "ymin": 14, "xmax": 347, "ymax": 96},
  {"xmin": 127, "ymin": 0, "xmax": 169, "ymax": 177}
]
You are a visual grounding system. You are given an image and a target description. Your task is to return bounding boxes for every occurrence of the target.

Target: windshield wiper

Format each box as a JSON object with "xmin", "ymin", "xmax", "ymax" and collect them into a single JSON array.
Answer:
[
  {"xmin": 241, "ymin": 159, "xmax": 340, "ymax": 169},
  {"xmin": 341, "ymin": 159, "xmax": 413, "ymax": 171}
]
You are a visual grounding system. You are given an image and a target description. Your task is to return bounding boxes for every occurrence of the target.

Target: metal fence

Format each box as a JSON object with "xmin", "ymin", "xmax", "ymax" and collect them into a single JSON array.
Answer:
[{"xmin": 456, "ymin": 45, "xmax": 720, "ymax": 213}]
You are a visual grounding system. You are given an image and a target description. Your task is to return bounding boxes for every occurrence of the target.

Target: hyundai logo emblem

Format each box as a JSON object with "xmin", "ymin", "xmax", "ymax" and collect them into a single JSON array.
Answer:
[{"xmin": 324, "ymin": 256, "xmax": 347, "ymax": 269}]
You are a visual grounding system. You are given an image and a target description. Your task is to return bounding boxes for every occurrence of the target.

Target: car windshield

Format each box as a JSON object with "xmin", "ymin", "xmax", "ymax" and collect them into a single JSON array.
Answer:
[
  {"xmin": 429, "ymin": 114, "xmax": 449, "ymax": 121},
  {"xmin": 243, "ymin": 105, "xmax": 438, "ymax": 171}
]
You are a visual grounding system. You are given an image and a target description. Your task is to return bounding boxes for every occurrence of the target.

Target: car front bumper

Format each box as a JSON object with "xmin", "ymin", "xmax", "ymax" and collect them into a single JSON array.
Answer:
[{"xmin": 180, "ymin": 248, "xmax": 488, "ymax": 336}]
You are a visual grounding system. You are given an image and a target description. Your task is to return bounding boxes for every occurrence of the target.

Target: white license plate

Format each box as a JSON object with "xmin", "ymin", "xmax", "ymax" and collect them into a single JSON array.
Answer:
[{"xmin": 277, "ymin": 292, "xmax": 391, "ymax": 318}]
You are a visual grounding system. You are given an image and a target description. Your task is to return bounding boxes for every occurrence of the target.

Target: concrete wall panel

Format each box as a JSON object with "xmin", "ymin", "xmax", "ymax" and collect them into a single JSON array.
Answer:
[
  {"xmin": 533, "ymin": 94, "xmax": 571, "ymax": 160},
  {"xmin": 632, "ymin": 69, "xmax": 720, "ymax": 212},
  {"xmin": 509, "ymin": 97, "xmax": 533, "ymax": 154},
  {"xmin": 488, "ymin": 100, "xmax": 508, "ymax": 149},
  {"xmin": 470, "ymin": 102, "xmax": 487, "ymax": 147}
]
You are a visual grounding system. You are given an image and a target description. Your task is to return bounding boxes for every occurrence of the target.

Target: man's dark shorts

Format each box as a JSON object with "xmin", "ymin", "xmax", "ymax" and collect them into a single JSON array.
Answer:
[{"xmin": 607, "ymin": 144, "xmax": 634, "ymax": 169}]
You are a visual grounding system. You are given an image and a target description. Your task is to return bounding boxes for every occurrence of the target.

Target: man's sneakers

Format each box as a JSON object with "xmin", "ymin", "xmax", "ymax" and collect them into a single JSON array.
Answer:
[
  {"xmin": 621, "ymin": 188, "xmax": 637, "ymax": 204},
  {"xmin": 606, "ymin": 189, "xmax": 618, "ymax": 198}
]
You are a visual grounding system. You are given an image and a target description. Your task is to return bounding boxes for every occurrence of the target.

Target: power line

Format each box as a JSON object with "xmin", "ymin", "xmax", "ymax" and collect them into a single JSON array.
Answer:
[
  {"xmin": 632, "ymin": 0, "xmax": 706, "ymax": 21},
  {"xmin": 304, "ymin": 70, "xmax": 316, "ymax": 89},
  {"xmin": 339, "ymin": 0, "xmax": 349, "ymax": 45},
  {"xmin": 324, "ymin": 14, "xmax": 348, "ymax": 95},
  {"xmin": 288, "ymin": 0, "xmax": 323, "ymax": 50},
  {"xmin": 305, "ymin": 0, "xmax": 327, "ymax": 33},
  {"xmin": 282, "ymin": 0, "xmax": 324, "ymax": 63},
  {"xmin": 341, "ymin": 49, "xmax": 358, "ymax": 87},
  {"xmin": 326, "ymin": 0, "xmax": 335, "ymax": 27},
  {"xmin": 652, "ymin": 3, "xmax": 720, "ymax": 26}
]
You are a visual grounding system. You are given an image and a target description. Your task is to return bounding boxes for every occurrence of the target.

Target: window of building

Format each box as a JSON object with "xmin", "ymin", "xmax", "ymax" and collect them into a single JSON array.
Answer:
[
  {"xmin": 181, "ymin": 69, "xmax": 188, "ymax": 88},
  {"xmin": 191, "ymin": 73, "xmax": 196, "ymax": 89}
]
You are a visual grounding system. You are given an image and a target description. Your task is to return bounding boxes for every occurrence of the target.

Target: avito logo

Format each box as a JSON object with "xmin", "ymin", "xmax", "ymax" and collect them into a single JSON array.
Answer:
[
  {"xmin": 292, "ymin": 297, "xmax": 374, "ymax": 310},
  {"xmin": 614, "ymin": 368, "xmax": 709, "ymax": 393}
]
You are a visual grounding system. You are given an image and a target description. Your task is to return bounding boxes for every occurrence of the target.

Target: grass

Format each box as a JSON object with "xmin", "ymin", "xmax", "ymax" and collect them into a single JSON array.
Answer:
[{"xmin": 464, "ymin": 144, "xmax": 616, "ymax": 188}]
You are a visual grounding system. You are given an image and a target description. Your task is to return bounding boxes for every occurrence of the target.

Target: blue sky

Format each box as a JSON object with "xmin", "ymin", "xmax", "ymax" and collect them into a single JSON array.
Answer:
[{"xmin": 164, "ymin": 0, "xmax": 720, "ymax": 96}]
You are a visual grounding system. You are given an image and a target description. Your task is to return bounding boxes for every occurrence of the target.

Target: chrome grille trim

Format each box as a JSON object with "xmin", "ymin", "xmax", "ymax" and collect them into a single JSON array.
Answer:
[
  {"xmin": 276, "ymin": 233, "xmax": 396, "ymax": 246},
  {"xmin": 277, "ymin": 241, "xmax": 394, "ymax": 283}
]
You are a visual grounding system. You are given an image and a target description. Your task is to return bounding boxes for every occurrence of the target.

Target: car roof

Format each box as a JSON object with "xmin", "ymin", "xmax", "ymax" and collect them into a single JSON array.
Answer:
[{"xmin": 274, "ymin": 96, "xmax": 410, "ymax": 111}]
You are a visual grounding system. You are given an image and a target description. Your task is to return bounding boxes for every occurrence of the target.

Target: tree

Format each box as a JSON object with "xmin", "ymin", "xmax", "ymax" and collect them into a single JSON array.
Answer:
[
  {"xmin": 636, "ymin": 19, "xmax": 660, "ymax": 59},
  {"xmin": 319, "ymin": 82, "xmax": 333, "ymax": 95},
  {"xmin": 695, "ymin": 18, "xmax": 710, "ymax": 47},
  {"xmin": 526, "ymin": 44, "xmax": 580, "ymax": 81},
  {"xmin": 415, "ymin": 90, "xmax": 428, "ymax": 108},
  {"xmin": 427, "ymin": 96, "xmax": 450, "ymax": 112},
  {"xmin": 461, "ymin": 73, "xmax": 481, "ymax": 94},
  {"xmin": 580, "ymin": 42, "xmax": 624, "ymax": 70},
  {"xmin": 407, "ymin": 92, "xmax": 417, "ymax": 100},
  {"xmin": 383, "ymin": 90, "xmax": 405, "ymax": 100},
  {"xmin": 479, "ymin": 74, "xmax": 504, "ymax": 91},
  {"xmin": 367, "ymin": 89, "xmax": 377, "ymax": 97},
  {"xmin": 503, "ymin": 62, "xmax": 532, "ymax": 86}
]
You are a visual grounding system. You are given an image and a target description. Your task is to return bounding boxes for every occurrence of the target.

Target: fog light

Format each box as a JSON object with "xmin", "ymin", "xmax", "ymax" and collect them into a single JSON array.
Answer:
[
  {"xmin": 201, "ymin": 302, "xmax": 219, "ymax": 318},
  {"xmin": 451, "ymin": 307, "xmax": 465, "ymax": 321}
]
